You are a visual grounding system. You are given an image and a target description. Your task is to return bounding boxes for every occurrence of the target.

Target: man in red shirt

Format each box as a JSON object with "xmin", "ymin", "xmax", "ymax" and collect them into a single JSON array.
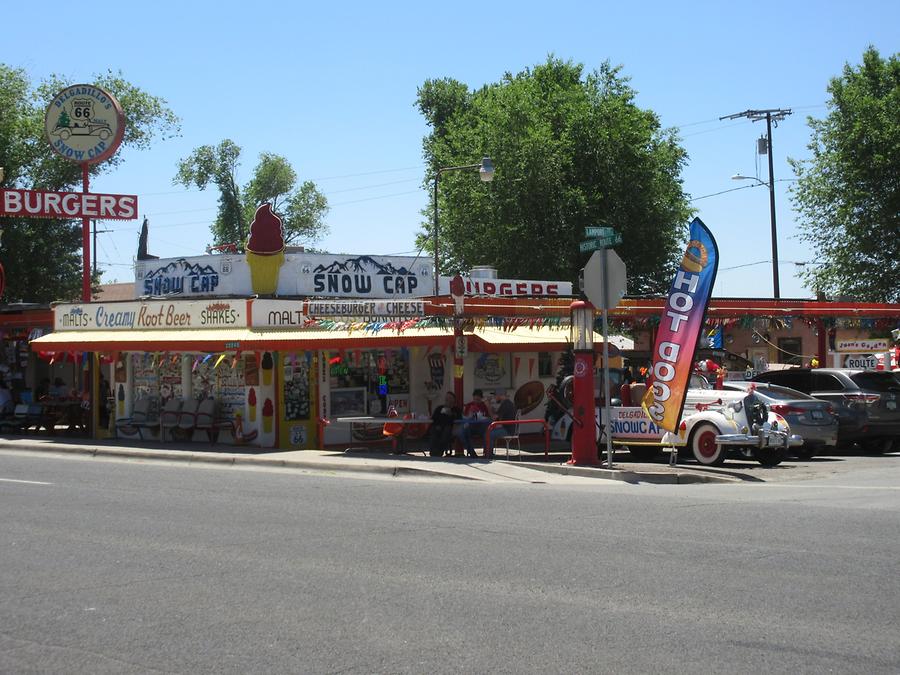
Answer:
[{"xmin": 455, "ymin": 388, "xmax": 491, "ymax": 458}]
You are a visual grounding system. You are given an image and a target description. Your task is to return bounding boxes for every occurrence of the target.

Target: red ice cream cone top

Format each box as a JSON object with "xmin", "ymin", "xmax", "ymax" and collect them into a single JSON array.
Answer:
[
  {"xmin": 263, "ymin": 399, "xmax": 274, "ymax": 416},
  {"xmin": 248, "ymin": 387, "xmax": 257, "ymax": 406},
  {"xmin": 247, "ymin": 203, "xmax": 285, "ymax": 255}
]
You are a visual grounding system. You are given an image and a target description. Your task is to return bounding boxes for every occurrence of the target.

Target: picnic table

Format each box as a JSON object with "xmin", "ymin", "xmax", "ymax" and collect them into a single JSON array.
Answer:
[{"xmin": 319, "ymin": 415, "xmax": 432, "ymax": 454}]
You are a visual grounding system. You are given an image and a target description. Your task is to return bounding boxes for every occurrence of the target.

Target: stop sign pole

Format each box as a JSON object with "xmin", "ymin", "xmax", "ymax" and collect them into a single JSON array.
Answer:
[{"xmin": 581, "ymin": 231, "xmax": 627, "ymax": 468}]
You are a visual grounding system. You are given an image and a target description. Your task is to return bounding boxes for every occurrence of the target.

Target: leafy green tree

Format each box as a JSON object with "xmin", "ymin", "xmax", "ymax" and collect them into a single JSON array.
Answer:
[
  {"xmin": 416, "ymin": 57, "xmax": 692, "ymax": 294},
  {"xmin": 174, "ymin": 143, "xmax": 329, "ymax": 250},
  {"xmin": 0, "ymin": 66, "xmax": 180, "ymax": 303},
  {"xmin": 789, "ymin": 47, "xmax": 900, "ymax": 303}
]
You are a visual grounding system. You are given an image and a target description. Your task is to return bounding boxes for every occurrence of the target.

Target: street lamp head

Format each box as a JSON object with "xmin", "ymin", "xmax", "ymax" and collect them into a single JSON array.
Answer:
[
  {"xmin": 732, "ymin": 173, "xmax": 752, "ymax": 181},
  {"xmin": 479, "ymin": 157, "xmax": 494, "ymax": 182}
]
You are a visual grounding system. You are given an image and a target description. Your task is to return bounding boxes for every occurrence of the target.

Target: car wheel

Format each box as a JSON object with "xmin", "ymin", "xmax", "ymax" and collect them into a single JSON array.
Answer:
[
  {"xmin": 627, "ymin": 446, "xmax": 660, "ymax": 462},
  {"xmin": 755, "ymin": 447, "xmax": 786, "ymax": 467},
  {"xmin": 862, "ymin": 438, "xmax": 892, "ymax": 454},
  {"xmin": 59, "ymin": 129, "xmax": 70, "ymax": 140},
  {"xmin": 795, "ymin": 447, "xmax": 816, "ymax": 460},
  {"xmin": 689, "ymin": 423, "xmax": 725, "ymax": 466}
]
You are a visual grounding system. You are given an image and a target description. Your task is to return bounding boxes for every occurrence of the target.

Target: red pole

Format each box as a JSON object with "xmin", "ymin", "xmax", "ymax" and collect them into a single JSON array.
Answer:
[
  {"xmin": 816, "ymin": 319, "xmax": 827, "ymax": 367},
  {"xmin": 568, "ymin": 350, "xmax": 599, "ymax": 464},
  {"xmin": 81, "ymin": 163, "xmax": 91, "ymax": 302}
]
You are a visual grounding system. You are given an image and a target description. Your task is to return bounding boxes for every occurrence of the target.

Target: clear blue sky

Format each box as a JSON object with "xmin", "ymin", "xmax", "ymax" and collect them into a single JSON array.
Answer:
[{"xmin": 6, "ymin": 0, "xmax": 898, "ymax": 297}]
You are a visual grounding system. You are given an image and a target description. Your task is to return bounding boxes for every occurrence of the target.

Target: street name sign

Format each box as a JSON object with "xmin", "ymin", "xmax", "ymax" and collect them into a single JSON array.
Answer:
[
  {"xmin": 584, "ymin": 226, "xmax": 615, "ymax": 238},
  {"xmin": 579, "ymin": 233, "xmax": 622, "ymax": 252}
]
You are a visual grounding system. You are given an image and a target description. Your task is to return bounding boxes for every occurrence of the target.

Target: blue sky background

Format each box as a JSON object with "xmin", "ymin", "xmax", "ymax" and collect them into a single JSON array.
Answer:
[{"xmin": 5, "ymin": 1, "xmax": 898, "ymax": 297}]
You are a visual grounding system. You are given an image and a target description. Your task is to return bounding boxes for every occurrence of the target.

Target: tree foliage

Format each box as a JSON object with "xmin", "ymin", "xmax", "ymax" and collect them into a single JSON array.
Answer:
[
  {"xmin": 174, "ymin": 142, "xmax": 328, "ymax": 251},
  {"xmin": 0, "ymin": 65, "xmax": 180, "ymax": 303},
  {"xmin": 789, "ymin": 47, "xmax": 900, "ymax": 303},
  {"xmin": 416, "ymin": 57, "xmax": 692, "ymax": 294}
]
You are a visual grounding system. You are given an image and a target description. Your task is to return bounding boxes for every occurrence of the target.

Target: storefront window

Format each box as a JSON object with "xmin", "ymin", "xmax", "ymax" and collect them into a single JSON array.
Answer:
[
  {"xmin": 282, "ymin": 352, "xmax": 311, "ymax": 421},
  {"xmin": 327, "ymin": 349, "xmax": 409, "ymax": 416},
  {"xmin": 777, "ymin": 337, "xmax": 803, "ymax": 366},
  {"xmin": 190, "ymin": 354, "xmax": 245, "ymax": 420}
]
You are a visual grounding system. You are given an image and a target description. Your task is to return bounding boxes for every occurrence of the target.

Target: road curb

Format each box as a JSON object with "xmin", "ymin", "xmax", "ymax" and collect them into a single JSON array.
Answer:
[
  {"xmin": 0, "ymin": 439, "xmax": 741, "ymax": 484},
  {"xmin": 508, "ymin": 461, "xmax": 740, "ymax": 484}
]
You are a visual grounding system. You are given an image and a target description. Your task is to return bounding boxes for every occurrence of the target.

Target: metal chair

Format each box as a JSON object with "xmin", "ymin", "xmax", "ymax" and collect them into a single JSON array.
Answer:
[
  {"xmin": 176, "ymin": 398, "xmax": 202, "ymax": 441},
  {"xmin": 502, "ymin": 411, "xmax": 523, "ymax": 460},
  {"xmin": 159, "ymin": 398, "xmax": 183, "ymax": 442}
]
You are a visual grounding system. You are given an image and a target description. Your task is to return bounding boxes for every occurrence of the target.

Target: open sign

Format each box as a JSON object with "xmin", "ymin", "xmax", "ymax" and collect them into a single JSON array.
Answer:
[{"xmin": 844, "ymin": 354, "xmax": 878, "ymax": 370}]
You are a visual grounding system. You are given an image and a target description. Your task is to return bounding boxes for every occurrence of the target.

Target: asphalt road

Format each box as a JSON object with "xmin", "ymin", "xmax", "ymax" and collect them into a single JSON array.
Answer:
[{"xmin": 1, "ymin": 451, "xmax": 899, "ymax": 674}]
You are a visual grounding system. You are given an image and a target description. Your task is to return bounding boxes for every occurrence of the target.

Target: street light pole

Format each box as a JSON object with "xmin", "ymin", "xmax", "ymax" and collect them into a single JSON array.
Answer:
[
  {"xmin": 721, "ymin": 108, "xmax": 792, "ymax": 300},
  {"xmin": 432, "ymin": 157, "xmax": 494, "ymax": 295},
  {"xmin": 764, "ymin": 112, "xmax": 780, "ymax": 299}
]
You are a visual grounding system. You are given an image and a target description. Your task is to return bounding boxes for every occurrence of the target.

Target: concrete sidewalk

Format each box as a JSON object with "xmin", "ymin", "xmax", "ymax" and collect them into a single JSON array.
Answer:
[{"xmin": 0, "ymin": 435, "xmax": 745, "ymax": 485}]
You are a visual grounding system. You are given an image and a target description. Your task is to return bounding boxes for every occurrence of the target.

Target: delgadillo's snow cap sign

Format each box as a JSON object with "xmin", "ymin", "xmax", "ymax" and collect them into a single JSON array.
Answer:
[
  {"xmin": 641, "ymin": 217, "xmax": 719, "ymax": 432},
  {"xmin": 44, "ymin": 84, "xmax": 125, "ymax": 164}
]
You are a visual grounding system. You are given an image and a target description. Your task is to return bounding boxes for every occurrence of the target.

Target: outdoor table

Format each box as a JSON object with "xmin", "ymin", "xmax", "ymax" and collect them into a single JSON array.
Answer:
[
  {"xmin": 325, "ymin": 415, "xmax": 433, "ymax": 454},
  {"xmin": 37, "ymin": 400, "xmax": 86, "ymax": 434}
]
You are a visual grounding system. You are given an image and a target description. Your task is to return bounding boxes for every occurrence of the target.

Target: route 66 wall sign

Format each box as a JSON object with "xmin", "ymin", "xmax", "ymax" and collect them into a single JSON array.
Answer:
[{"xmin": 44, "ymin": 84, "xmax": 125, "ymax": 165}]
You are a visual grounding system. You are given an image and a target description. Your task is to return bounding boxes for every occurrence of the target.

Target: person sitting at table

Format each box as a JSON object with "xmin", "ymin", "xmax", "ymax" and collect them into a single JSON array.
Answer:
[
  {"xmin": 454, "ymin": 388, "xmax": 491, "ymax": 458},
  {"xmin": 485, "ymin": 388, "xmax": 518, "ymax": 458},
  {"xmin": 428, "ymin": 391, "xmax": 461, "ymax": 458},
  {"xmin": 50, "ymin": 377, "xmax": 68, "ymax": 399},
  {"xmin": 35, "ymin": 377, "xmax": 51, "ymax": 401}
]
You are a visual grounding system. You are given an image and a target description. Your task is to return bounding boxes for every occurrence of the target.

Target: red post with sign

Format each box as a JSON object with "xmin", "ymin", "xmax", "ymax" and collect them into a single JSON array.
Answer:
[
  {"xmin": 568, "ymin": 300, "xmax": 600, "ymax": 465},
  {"xmin": 81, "ymin": 164, "xmax": 91, "ymax": 301}
]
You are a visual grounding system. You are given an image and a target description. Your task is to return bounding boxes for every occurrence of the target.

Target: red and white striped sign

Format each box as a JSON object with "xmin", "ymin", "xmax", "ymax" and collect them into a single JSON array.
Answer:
[{"xmin": 0, "ymin": 188, "xmax": 138, "ymax": 220}]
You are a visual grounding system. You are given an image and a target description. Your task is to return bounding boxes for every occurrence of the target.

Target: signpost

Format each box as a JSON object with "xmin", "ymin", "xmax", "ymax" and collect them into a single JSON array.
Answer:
[
  {"xmin": 40, "ymin": 84, "xmax": 130, "ymax": 441},
  {"xmin": 580, "ymin": 227, "xmax": 627, "ymax": 468}
]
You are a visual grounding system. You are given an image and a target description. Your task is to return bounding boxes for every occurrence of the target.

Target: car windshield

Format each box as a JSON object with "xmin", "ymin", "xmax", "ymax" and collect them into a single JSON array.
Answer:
[
  {"xmin": 850, "ymin": 372, "xmax": 900, "ymax": 392},
  {"xmin": 752, "ymin": 384, "xmax": 816, "ymax": 401}
]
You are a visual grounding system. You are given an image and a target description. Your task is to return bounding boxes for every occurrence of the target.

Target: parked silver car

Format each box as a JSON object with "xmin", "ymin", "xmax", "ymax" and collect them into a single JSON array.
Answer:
[
  {"xmin": 722, "ymin": 381, "xmax": 839, "ymax": 459},
  {"xmin": 753, "ymin": 368, "xmax": 900, "ymax": 452}
]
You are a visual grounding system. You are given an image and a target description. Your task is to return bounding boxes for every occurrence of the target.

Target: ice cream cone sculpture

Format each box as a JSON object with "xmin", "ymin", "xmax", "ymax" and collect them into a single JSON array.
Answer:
[
  {"xmin": 261, "ymin": 352, "xmax": 273, "ymax": 386},
  {"xmin": 117, "ymin": 384, "xmax": 125, "ymax": 416},
  {"xmin": 246, "ymin": 203, "xmax": 286, "ymax": 294},
  {"xmin": 262, "ymin": 398, "xmax": 274, "ymax": 434},
  {"xmin": 248, "ymin": 387, "xmax": 257, "ymax": 423}
]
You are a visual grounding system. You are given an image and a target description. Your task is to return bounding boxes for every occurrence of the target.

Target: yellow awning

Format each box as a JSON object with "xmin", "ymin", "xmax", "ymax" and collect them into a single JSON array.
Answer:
[
  {"xmin": 31, "ymin": 327, "xmax": 453, "ymax": 353},
  {"xmin": 31, "ymin": 325, "xmax": 633, "ymax": 354}
]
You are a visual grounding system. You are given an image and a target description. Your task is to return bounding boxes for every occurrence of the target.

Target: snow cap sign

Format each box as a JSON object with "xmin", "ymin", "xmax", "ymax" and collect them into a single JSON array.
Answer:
[
  {"xmin": 246, "ymin": 203, "xmax": 286, "ymax": 295},
  {"xmin": 44, "ymin": 84, "xmax": 125, "ymax": 165}
]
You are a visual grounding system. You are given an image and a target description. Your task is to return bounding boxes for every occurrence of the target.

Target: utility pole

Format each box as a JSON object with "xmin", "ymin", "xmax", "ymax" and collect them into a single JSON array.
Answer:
[
  {"xmin": 91, "ymin": 220, "xmax": 112, "ymax": 278},
  {"xmin": 720, "ymin": 108, "xmax": 792, "ymax": 299}
]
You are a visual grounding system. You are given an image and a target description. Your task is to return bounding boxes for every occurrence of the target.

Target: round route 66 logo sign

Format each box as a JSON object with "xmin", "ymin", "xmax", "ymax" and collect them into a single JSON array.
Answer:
[
  {"xmin": 44, "ymin": 84, "xmax": 125, "ymax": 165},
  {"xmin": 574, "ymin": 360, "xmax": 588, "ymax": 378}
]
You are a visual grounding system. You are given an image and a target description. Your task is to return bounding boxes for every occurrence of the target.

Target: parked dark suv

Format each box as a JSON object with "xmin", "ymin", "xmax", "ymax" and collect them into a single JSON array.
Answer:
[{"xmin": 752, "ymin": 368, "xmax": 900, "ymax": 452}]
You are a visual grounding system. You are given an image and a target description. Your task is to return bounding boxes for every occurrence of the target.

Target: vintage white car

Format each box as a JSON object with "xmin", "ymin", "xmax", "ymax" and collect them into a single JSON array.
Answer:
[{"xmin": 609, "ymin": 376, "xmax": 803, "ymax": 466}]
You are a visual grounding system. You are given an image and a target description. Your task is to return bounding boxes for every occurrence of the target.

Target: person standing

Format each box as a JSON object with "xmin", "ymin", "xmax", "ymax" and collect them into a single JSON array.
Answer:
[
  {"xmin": 455, "ymin": 388, "xmax": 491, "ymax": 458},
  {"xmin": 428, "ymin": 391, "xmax": 461, "ymax": 458},
  {"xmin": 486, "ymin": 389, "xmax": 517, "ymax": 458}
]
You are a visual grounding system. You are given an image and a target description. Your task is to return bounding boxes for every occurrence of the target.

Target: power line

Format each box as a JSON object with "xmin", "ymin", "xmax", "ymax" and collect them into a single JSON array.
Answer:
[{"xmin": 690, "ymin": 183, "xmax": 762, "ymax": 201}]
